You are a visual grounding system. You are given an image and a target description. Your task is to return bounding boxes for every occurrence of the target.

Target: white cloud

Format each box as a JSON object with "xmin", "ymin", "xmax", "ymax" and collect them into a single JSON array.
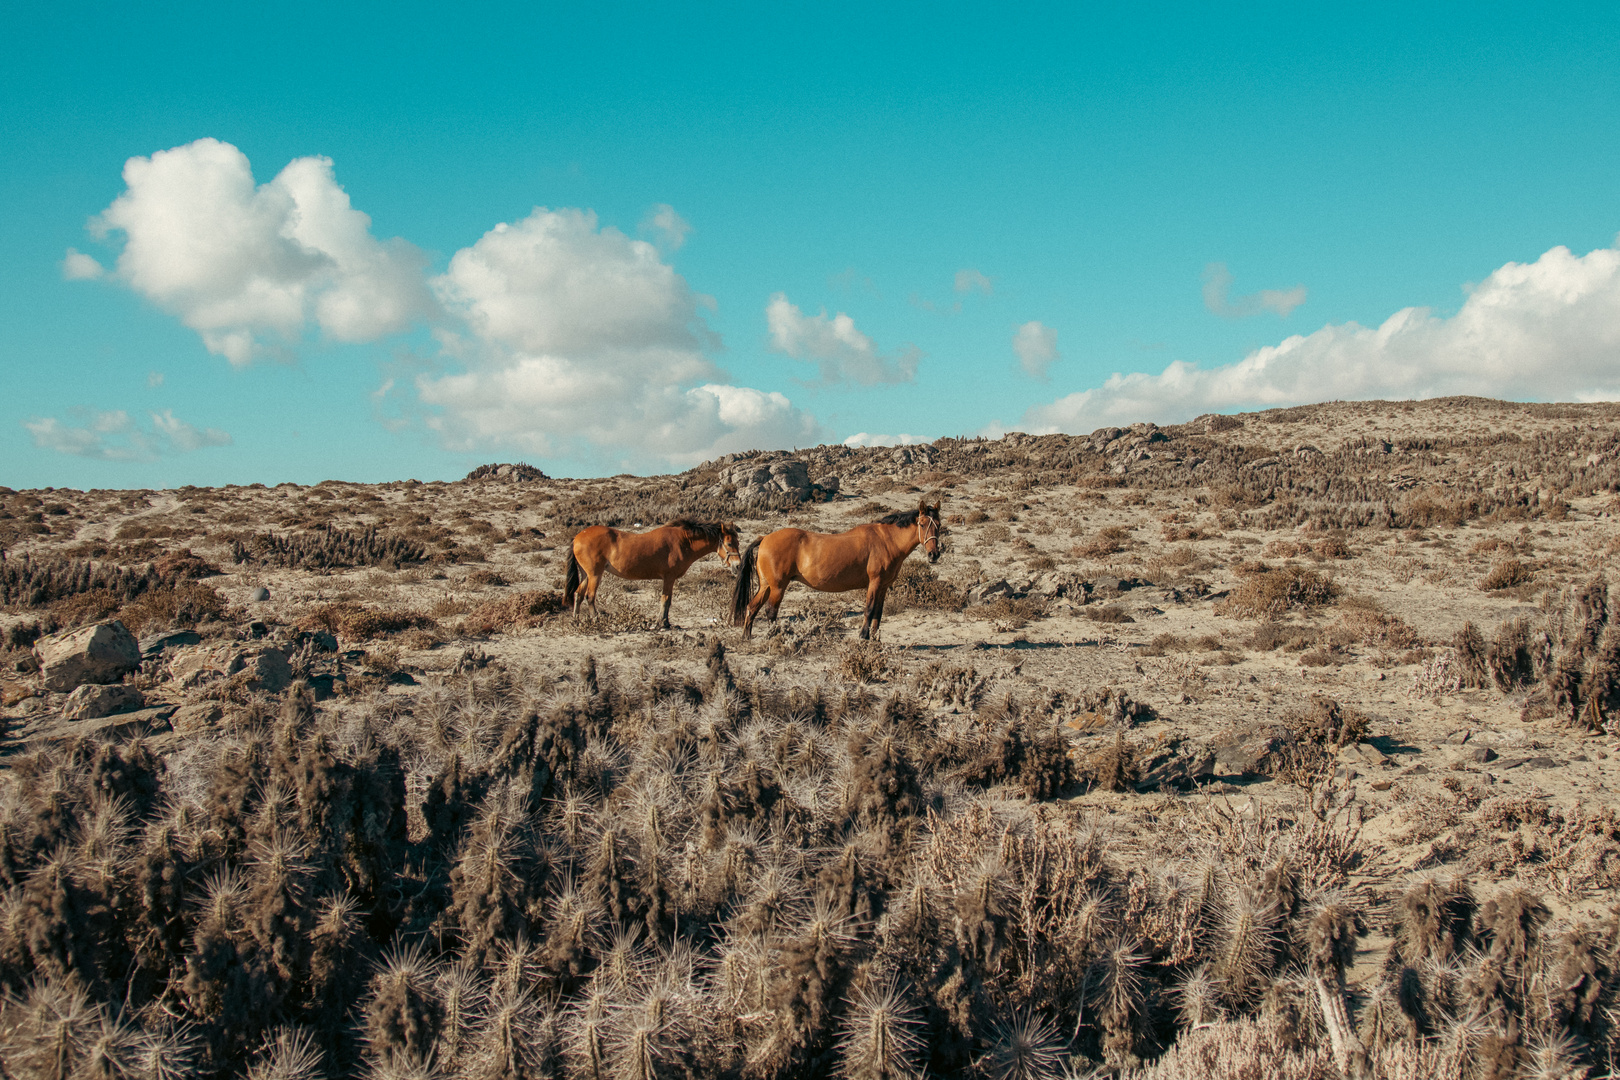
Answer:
[
  {"xmin": 146, "ymin": 371, "xmax": 164, "ymax": 388},
  {"xmin": 90, "ymin": 138, "xmax": 433, "ymax": 365},
  {"xmin": 1012, "ymin": 320, "xmax": 1059, "ymax": 379},
  {"xmin": 765, "ymin": 293, "xmax": 920, "ymax": 385},
  {"xmin": 24, "ymin": 408, "xmax": 231, "ymax": 461},
  {"xmin": 842, "ymin": 432, "xmax": 927, "ymax": 447},
  {"xmin": 61, "ymin": 248, "xmax": 104, "ymax": 280},
  {"xmin": 954, "ymin": 268, "xmax": 993, "ymax": 295},
  {"xmin": 641, "ymin": 203, "xmax": 692, "ymax": 251},
  {"xmin": 418, "ymin": 208, "xmax": 819, "ymax": 465},
  {"xmin": 1025, "ymin": 239, "xmax": 1620, "ymax": 434},
  {"xmin": 1202, "ymin": 262, "xmax": 1307, "ymax": 319}
]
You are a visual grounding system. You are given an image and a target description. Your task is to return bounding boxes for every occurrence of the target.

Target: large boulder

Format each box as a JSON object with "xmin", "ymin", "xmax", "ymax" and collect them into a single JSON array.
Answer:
[
  {"xmin": 62, "ymin": 683, "xmax": 145, "ymax": 720},
  {"xmin": 36, "ymin": 621, "xmax": 141, "ymax": 692},
  {"xmin": 170, "ymin": 643, "xmax": 292, "ymax": 693}
]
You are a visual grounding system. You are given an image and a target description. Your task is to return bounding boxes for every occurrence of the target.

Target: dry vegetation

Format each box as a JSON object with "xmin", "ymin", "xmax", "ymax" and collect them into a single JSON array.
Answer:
[{"xmin": 7, "ymin": 399, "xmax": 1620, "ymax": 1078}]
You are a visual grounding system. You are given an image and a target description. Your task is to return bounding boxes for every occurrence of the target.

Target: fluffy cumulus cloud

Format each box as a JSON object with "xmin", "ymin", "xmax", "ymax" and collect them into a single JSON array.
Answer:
[
  {"xmin": 765, "ymin": 293, "xmax": 920, "ymax": 385},
  {"xmin": 1025, "ymin": 240, "xmax": 1620, "ymax": 434},
  {"xmin": 1012, "ymin": 320, "xmax": 1059, "ymax": 379},
  {"xmin": 87, "ymin": 138, "xmax": 434, "ymax": 365},
  {"xmin": 418, "ymin": 208, "xmax": 818, "ymax": 464},
  {"xmin": 1202, "ymin": 262, "xmax": 1307, "ymax": 319},
  {"xmin": 25, "ymin": 408, "xmax": 231, "ymax": 462}
]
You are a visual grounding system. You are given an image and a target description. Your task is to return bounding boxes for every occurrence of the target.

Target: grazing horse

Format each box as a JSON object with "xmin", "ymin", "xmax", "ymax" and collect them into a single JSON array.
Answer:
[
  {"xmin": 565, "ymin": 520, "xmax": 742, "ymax": 629},
  {"xmin": 731, "ymin": 500, "xmax": 942, "ymax": 641}
]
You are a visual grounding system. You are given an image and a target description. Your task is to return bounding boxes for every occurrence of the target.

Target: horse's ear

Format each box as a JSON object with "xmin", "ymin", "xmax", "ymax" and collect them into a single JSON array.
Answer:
[{"xmin": 917, "ymin": 497, "xmax": 928, "ymax": 512}]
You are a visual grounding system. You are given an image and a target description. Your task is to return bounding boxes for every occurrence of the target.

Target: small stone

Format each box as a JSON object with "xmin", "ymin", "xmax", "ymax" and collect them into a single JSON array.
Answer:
[
  {"xmin": 1370, "ymin": 780, "xmax": 1394, "ymax": 791},
  {"xmin": 249, "ymin": 586, "xmax": 270, "ymax": 602},
  {"xmin": 1467, "ymin": 746, "xmax": 1498, "ymax": 764}
]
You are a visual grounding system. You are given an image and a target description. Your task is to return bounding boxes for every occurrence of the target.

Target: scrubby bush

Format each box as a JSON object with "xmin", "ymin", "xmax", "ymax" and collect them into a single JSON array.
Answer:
[
  {"xmin": 230, "ymin": 525, "xmax": 425, "ymax": 571},
  {"xmin": 1217, "ymin": 565, "xmax": 1337, "ymax": 620}
]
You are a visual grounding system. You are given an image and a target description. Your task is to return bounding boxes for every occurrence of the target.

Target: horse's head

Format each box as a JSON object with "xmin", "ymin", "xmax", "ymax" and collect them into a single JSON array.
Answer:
[
  {"xmin": 718, "ymin": 523, "xmax": 743, "ymax": 568},
  {"xmin": 917, "ymin": 500, "xmax": 943, "ymax": 564}
]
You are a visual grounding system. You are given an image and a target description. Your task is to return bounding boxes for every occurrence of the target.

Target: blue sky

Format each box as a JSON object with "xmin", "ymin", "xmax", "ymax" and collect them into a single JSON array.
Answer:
[{"xmin": 6, "ymin": 2, "xmax": 1620, "ymax": 487}]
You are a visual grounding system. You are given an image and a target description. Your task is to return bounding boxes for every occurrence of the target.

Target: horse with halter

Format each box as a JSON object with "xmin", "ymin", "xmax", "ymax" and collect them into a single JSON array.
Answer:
[
  {"xmin": 565, "ymin": 520, "xmax": 742, "ymax": 629},
  {"xmin": 730, "ymin": 500, "xmax": 942, "ymax": 640}
]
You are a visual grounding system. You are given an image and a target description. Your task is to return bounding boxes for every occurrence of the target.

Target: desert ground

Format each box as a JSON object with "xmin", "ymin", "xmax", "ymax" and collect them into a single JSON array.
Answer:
[{"xmin": 4, "ymin": 396, "xmax": 1620, "ymax": 1079}]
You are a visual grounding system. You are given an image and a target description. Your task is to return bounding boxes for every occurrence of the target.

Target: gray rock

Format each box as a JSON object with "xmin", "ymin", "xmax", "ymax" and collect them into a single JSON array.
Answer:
[
  {"xmin": 1337, "ymin": 742, "xmax": 1392, "ymax": 768},
  {"xmin": 169, "ymin": 643, "xmax": 292, "ymax": 693},
  {"xmin": 25, "ymin": 704, "xmax": 175, "ymax": 744},
  {"xmin": 171, "ymin": 701, "xmax": 224, "ymax": 734},
  {"xmin": 36, "ymin": 621, "xmax": 141, "ymax": 692},
  {"xmin": 249, "ymin": 586, "xmax": 270, "ymax": 602},
  {"xmin": 1136, "ymin": 741, "xmax": 1217, "ymax": 791},
  {"xmin": 62, "ymin": 683, "xmax": 145, "ymax": 720},
  {"xmin": 1212, "ymin": 726, "xmax": 1289, "ymax": 775},
  {"xmin": 966, "ymin": 580, "xmax": 1018, "ymax": 605},
  {"xmin": 139, "ymin": 629, "xmax": 202, "ymax": 659}
]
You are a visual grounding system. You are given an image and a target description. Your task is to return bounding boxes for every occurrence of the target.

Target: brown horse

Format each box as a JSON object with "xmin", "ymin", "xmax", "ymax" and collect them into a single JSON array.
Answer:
[
  {"xmin": 730, "ymin": 500, "xmax": 941, "ymax": 640},
  {"xmin": 565, "ymin": 520, "xmax": 742, "ymax": 629}
]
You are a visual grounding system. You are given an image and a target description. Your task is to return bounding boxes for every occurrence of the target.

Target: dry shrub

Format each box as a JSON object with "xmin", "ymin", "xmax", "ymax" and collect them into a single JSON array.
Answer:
[
  {"xmin": 1479, "ymin": 558, "xmax": 1534, "ymax": 591},
  {"xmin": 0, "ymin": 554, "xmax": 162, "ymax": 609},
  {"xmin": 1247, "ymin": 622, "xmax": 1319, "ymax": 652},
  {"xmin": 297, "ymin": 602, "xmax": 437, "ymax": 640},
  {"xmin": 886, "ymin": 563, "xmax": 963, "ymax": 613},
  {"xmin": 153, "ymin": 547, "xmax": 222, "ymax": 580},
  {"xmin": 1325, "ymin": 609, "xmax": 1418, "ymax": 649},
  {"xmin": 1290, "ymin": 696, "xmax": 1368, "ymax": 749},
  {"xmin": 231, "ymin": 524, "xmax": 426, "ymax": 570},
  {"xmin": 1079, "ymin": 732, "xmax": 1141, "ymax": 791},
  {"xmin": 1085, "ymin": 605, "xmax": 1134, "ymax": 624},
  {"xmin": 462, "ymin": 590, "xmax": 566, "ymax": 635},
  {"xmin": 839, "ymin": 641, "xmax": 894, "ymax": 682},
  {"xmin": 117, "ymin": 582, "xmax": 228, "ymax": 634},
  {"xmin": 49, "ymin": 588, "xmax": 124, "ymax": 627},
  {"xmin": 961, "ymin": 509, "xmax": 991, "ymax": 525},
  {"xmin": 969, "ymin": 596, "xmax": 1046, "ymax": 627},
  {"xmin": 1074, "ymin": 526, "xmax": 1130, "ymax": 559},
  {"xmin": 1312, "ymin": 537, "xmax": 1351, "ymax": 559},
  {"xmin": 1217, "ymin": 565, "xmax": 1338, "ymax": 619},
  {"xmin": 464, "ymin": 568, "xmax": 509, "ymax": 587}
]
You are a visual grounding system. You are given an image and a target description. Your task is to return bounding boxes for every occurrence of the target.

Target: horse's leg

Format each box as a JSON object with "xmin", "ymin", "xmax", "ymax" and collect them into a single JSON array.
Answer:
[
  {"xmin": 586, "ymin": 568, "xmax": 603, "ymax": 619},
  {"xmin": 871, "ymin": 589, "xmax": 888, "ymax": 642},
  {"xmin": 659, "ymin": 576, "xmax": 675, "ymax": 630},
  {"xmin": 743, "ymin": 585, "xmax": 768, "ymax": 638},
  {"xmin": 765, "ymin": 585, "xmax": 786, "ymax": 624},
  {"xmin": 858, "ymin": 579, "xmax": 883, "ymax": 641}
]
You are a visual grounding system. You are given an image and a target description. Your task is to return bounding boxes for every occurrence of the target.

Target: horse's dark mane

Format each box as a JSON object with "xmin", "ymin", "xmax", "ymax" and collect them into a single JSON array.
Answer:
[
  {"xmin": 875, "ymin": 508, "xmax": 936, "ymax": 526},
  {"xmin": 667, "ymin": 519, "xmax": 730, "ymax": 541}
]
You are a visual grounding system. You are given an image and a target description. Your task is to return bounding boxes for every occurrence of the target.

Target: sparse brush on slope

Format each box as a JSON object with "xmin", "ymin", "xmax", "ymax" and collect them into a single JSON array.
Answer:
[{"xmin": 230, "ymin": 525, "xmax": 426, "ymax": 571}]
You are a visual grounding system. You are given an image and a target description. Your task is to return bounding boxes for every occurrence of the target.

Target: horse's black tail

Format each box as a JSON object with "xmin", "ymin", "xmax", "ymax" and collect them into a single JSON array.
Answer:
[
  {"xmin": 564, "ymin": 544, "xmax": 582, "ymax": 610},
  {"xmin": 730, "ymin": 540, "xmax": 760, "ymax": 626}
]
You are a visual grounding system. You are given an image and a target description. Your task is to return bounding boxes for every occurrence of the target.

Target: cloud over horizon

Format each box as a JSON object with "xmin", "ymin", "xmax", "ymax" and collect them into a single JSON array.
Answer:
[
  {"xmin": 765, "ymin": 293, "xmax": 920, "ymax": 385},
  {"xmin": 25, "ymin": 408, "xmax": 231, "ymax": 461},
  {"xmin": 73, "ymin": 141, "xmax": 821, "ymax": 468},
  {"xmin": 419, "ymin": 208, "xmax": 818, "ymax": 465},
  {"xmin": 1024, "ymin": 239, "xmax": 1620, "ymax": 435}
]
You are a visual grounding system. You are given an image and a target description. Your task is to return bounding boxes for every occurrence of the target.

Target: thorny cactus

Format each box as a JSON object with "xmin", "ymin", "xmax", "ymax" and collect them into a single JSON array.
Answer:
[{"xmin": 3, "ymin": 653, "xmax": 1618, "ymax": 1080}]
